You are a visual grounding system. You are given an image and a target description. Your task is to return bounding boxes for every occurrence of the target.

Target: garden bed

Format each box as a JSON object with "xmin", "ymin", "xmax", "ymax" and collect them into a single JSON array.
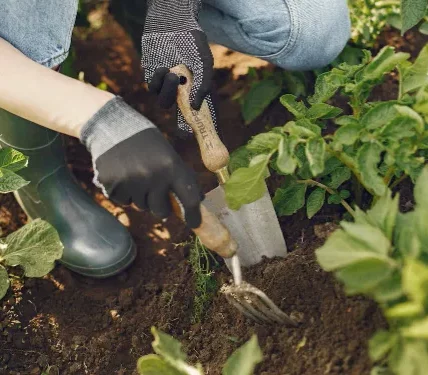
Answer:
[{"xmin": 0, "ymin": 14, "xmax": 426, "ymax": 375}]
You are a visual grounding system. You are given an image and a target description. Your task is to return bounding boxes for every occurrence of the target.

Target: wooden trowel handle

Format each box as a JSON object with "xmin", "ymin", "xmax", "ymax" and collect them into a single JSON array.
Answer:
[
  {"xmin": 170, "ymin": 195, "xmax": 237, "ymax": 259},
  {"xmin": 170, "ymin": 65, "xmax": 230, "ymax": 176}
]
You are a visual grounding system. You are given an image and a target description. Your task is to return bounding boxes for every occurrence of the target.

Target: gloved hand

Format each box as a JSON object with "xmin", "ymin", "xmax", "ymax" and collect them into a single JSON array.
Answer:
[
  {"xmin": 80, "ymin": 96, "xmax": 203, "ymax": 228},
  {"xmin": 141, "ymin": 0, "xmax": 215, "ymax": 132}
]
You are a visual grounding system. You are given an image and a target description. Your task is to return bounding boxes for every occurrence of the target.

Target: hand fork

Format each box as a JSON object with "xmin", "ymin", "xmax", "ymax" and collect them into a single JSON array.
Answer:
[{"xmin": 169, "ymin": 65, "xmax": 299, "ymax": 326}]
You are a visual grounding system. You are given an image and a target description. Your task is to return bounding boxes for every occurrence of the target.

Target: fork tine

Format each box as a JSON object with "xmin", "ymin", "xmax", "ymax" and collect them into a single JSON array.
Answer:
[
  {"xmin": 224, "ymin": 293, "xmax": 269, "ymax": 324},
  {"xmin": 221, "ymin": 282, "xmax": 298, "ymax": 326}
]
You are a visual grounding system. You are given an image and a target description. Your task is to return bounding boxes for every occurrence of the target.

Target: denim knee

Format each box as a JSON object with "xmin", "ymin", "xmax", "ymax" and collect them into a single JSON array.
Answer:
[
  {"xmin": 249, "ymin": 0, "xmax": 351, "ymax": 70},
  {"xmin": 201, "ymin": 0, "xmax": 351, "ymax": 71}
]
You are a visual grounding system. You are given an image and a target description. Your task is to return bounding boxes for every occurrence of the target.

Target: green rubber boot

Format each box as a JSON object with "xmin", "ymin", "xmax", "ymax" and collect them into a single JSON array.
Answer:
[{"xmin": 0, "ymin": 109, "xmax": 136, "ymax": 278}]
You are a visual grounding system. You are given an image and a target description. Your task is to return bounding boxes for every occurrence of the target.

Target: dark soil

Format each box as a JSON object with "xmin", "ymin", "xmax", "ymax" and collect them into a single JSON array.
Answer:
[{"xmin": 0, "ymin": 12, "xmax": 425, "ymax": 375}]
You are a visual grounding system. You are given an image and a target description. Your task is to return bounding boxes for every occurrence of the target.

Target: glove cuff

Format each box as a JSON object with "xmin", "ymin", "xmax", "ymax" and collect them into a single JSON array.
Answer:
[{"xmin": 80, "ymin": 96, "xmax": 156, "ymax": 161}]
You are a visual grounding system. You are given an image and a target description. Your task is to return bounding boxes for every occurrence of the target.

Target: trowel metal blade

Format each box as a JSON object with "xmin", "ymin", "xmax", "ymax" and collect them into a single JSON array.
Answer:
[{"xmin": 203, "ymin": 183, "xmax": 287, "ymax": 268}]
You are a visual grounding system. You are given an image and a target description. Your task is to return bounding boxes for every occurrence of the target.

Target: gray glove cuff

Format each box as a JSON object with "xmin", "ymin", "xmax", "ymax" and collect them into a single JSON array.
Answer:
[{"xmin": 80, "ymin": 96, "xmax": 156, "ymax": 161}]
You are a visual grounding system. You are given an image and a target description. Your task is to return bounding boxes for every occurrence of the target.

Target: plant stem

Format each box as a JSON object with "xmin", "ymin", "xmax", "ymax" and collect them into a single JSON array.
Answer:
[
  {"xmin": 383, "ymin": 166, "xmax": 396, "ymax": 185},
  {"xmin": 296, "ymin": 179, "xmax": 356, "ymax": 217}
]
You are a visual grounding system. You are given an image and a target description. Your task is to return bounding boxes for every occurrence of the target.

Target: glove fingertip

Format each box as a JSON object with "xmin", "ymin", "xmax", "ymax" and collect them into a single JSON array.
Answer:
[
  {"xmin": 191, "ymin": 96, "xmax": 204, "ymax": 111},
  {"xmin": 186, "ymin": 207, "xmax": 202, "ymax": 229}
]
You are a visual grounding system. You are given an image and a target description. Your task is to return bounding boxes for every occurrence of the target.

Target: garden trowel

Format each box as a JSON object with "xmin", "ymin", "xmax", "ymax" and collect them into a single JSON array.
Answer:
[
  {"xmin": 169, "ymin": 66, "xmax": 296, "ymax": 325},
  {"xmin": 170, "ymin": 65, "xmax": 287, "ymax": 268}
]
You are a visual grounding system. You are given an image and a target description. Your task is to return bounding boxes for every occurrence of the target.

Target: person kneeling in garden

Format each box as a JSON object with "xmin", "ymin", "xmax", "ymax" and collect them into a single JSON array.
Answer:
[{"xmin": 0, "ymin": 1, "xmax": 350, "ymax": 277}]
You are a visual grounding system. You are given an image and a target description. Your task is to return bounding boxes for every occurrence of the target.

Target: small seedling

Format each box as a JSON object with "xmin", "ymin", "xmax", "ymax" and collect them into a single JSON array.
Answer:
[
  {"xmin": 137, "ymin": 327, "xmax": 262, "ymax": 375},
  {"xmin": 189, "ymin": 237, "xmax": 219, "ymax": 324}
]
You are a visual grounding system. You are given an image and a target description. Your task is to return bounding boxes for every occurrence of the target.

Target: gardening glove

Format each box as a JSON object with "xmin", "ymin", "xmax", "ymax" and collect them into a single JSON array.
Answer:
[
  {"xmin": 141, "ymin": 0, "xmax": 215, "ymax": 132},
  {"xmin": 80, "ymin": 96, "xmax": 203, "ymax": 228}
]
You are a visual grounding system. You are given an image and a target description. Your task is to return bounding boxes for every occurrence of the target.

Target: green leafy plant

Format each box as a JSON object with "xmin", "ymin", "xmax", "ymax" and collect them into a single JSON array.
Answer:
[
  {"xmin": 236, "ymin": 68, "xmax": 308, "ymax": 125},
  {"xmin": 349, "ymin": 0, "xmax": 401, "ymax": 46},
  {"xmin": 225, "ymin": 44, "xmax": 428, "ymax": 220},
  {"xmin": 316, "ymin": 166, "xmax": 428, "ymax": 375},
  {"xmin": 188, "ymin": 237, "xmax": 219, "ymax": 324},
  {"xmin": 0, "ymin": 148, "xmax": 63, "ymax": 299},
  {"xmin": 349, "ymin": 0, "xmax": 428, "ymax": 47},
  {"xmin": 137, "ymin": 327, "xmax": 262, "ymax": 375}
]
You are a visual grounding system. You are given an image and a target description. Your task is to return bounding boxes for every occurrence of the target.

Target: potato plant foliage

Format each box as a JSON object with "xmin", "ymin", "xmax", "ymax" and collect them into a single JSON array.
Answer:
[
  {"xmin": 137, "ymin": 327, "xmax": 262, "ymax": 375},
  {"xmin": 225, "ymin": 45, "xmax": 428, "ymax": 219},
  {"xmin": 0, "ymin": 148, "xmax": 63, "ymax": 299},
  {"xmin": 316, "ymin": 166, "xmax": 428, "ymax": 375}
]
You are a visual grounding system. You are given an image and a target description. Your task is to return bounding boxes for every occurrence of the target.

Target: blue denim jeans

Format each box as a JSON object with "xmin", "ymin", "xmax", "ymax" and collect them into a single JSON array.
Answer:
[{"xmin": 0, "ymin": 0, "xmax": 350, "ymax": 70}]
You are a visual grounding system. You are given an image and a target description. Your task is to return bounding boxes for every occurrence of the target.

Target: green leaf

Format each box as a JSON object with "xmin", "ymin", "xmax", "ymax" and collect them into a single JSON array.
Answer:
[
  {"xmin": 402, "ymin": 317, "xmax": 428, "ymax": 339},
  {"xmin": 0, "ymin": 168, "xmax": 29, "ymax": 193},
  {"xmin": 328, "ymin": 193, "xmax": 342, "ymax": 205},
  {"xmin": 306, "ymin": 103, "xmax": 342, "ymax": 120},
  {"xmin": 419, "ymin": 21, "xmax": 428, "ymax": 34},
  {"xmin": 305, "ymin": 138, "xmax": 326, "ymax": 176},
  {"xmin": 137, "ymin": 355, "xmax": 184, "ymax": 375},
  {"xmin": 401, "ymin": 0, "xmax": 428, "ymax": 33},
  {"xmin": 335, "ymin": 116, "xmax": 360, "ymax": 127},
  {"xmin": 340, "ymin": 189, "xmax": 350, "ymax": 199},
  {"xmin": 283, "ymin": 121, "xmax": 319, "ymax": 138},
  {"xmin": 402, "ymin": 260, "xmax": 428, "ymax": 305},
  {"xmin": 2, "ymin": 219, "xmax": 63, "ymax": 277},
  {"xmin": 386, "ymin": 301, "xmax": 423, "ymax": 318},
  {"xmin": 363, "ymin": 47, "xmax": 410, "ymax": 80},
  {"xmin": 341, "ymin": 222, "xmax": 391, "ymax": 256},
  {"xmin": 0, "ymin": 265, "xmax": 10, "ymax": 300},
  {"xmin": 0, "ymin": 148, "xmax": 28, "ymax": 172},
  {"xmin": 366, "ymin": 192, "xmax": 399, "ymax": 241},
  {"xmin": 306, "ymin": 188, "xmax": 325, "ymax": 219},
  {"xmin": 295, "ymin": 119, "xmax": 322, "ymax": 136},
  {"xmin": 357, "ymin": 143, "xmax": 387, "ymax": 196},
  {"xmin": 369, "ymin": 331, "xmax": 398, "ymax": 361},
  {"xmin": 401, "ymin": 45, "xmax": 428, "ymax": 94},
  {"xmin": 393, "ymin": 106, "xmax": 424, "ymax": 134},
  {"xmin": 273, "ymin": 182, "xmax": 307, "ymax": 216},
  {"xmin": 152, "ymin": 327, "xmax": 187, "ymax": 362},
  {"xmin": 334, "ymin": 124, "xmax": 361, "ymax": 146},
  {"xmin": 414, "ymin": 166, "xmax": 428, "ymax": 210},
  {"xmin": 241, "ymin": 79, "xmax": 282, "ymax": 124},
  {"xmin": 276, "ymin": 136, "xmax": 299, "ymax": 174},
  {"xmin": 222, "ymin": 335, "xmax": 262, "ymax": 375},
  {"xmin": 247, "ymin": 133, "xmax": 283, "ymax": 153},
  {"xmin": 326, "ymin": 166, "xmax": 351, "ymax": 189},
  {"xmin": 316, "ymin": 223, "xmax": 391, "ymax": 271},
  {"xmin": 309, "ymin": 72, "xmax": 347, "ymax": 104},
  {"xmin": 379, "ymin": 117, "xmax": 417, "ymax": 142},
  {"xmin": 361, "ymin": 102, "xmax": 398, "ymax": 130},
  {"xmin": 225, "ymin": 156, "xmax": 269, "ymax": 210},
  {"xmin": 371, "ymin": 272, "xmax": 403, "ymax": 303},
  {"xmin": 282, "ymin": 71, "xmax": 307, "ymax": 97},
  {"xmin": 229, "ymin": 146, "xmax": 253, "ymax": 173},
  {"xmin": 279, "ymin": 94, "xmax": 307, "ymax": 118},
  {"xmin": 395, "ymin": 212, "xmax": 422, "ymax": 258},
  {"xmin": 336, "ymin": 258, "xmax": 394, "ymax": 294},
  {"xmin": 151, "ymin": 328, "xmax": 203, "ymax": 375},
  {"xmin": 389, "ymin": 340, "xmax": 428, "ymax": 375}
]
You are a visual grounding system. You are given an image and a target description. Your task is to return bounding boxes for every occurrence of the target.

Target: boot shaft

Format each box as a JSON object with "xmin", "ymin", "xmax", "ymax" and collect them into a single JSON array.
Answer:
[{"xmin": 0, "ymin": 109, "xmax": 66, "ymax": 192}]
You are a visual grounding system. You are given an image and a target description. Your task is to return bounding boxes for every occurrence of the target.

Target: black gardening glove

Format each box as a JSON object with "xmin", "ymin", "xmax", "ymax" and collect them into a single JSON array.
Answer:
[
  {"xmin": 80, "ymin": 97, "xmax": 203, "ymax": 228},
  {"xmin": 141, "ymin": 0, "xmax": 215, "ymax": 132}
]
